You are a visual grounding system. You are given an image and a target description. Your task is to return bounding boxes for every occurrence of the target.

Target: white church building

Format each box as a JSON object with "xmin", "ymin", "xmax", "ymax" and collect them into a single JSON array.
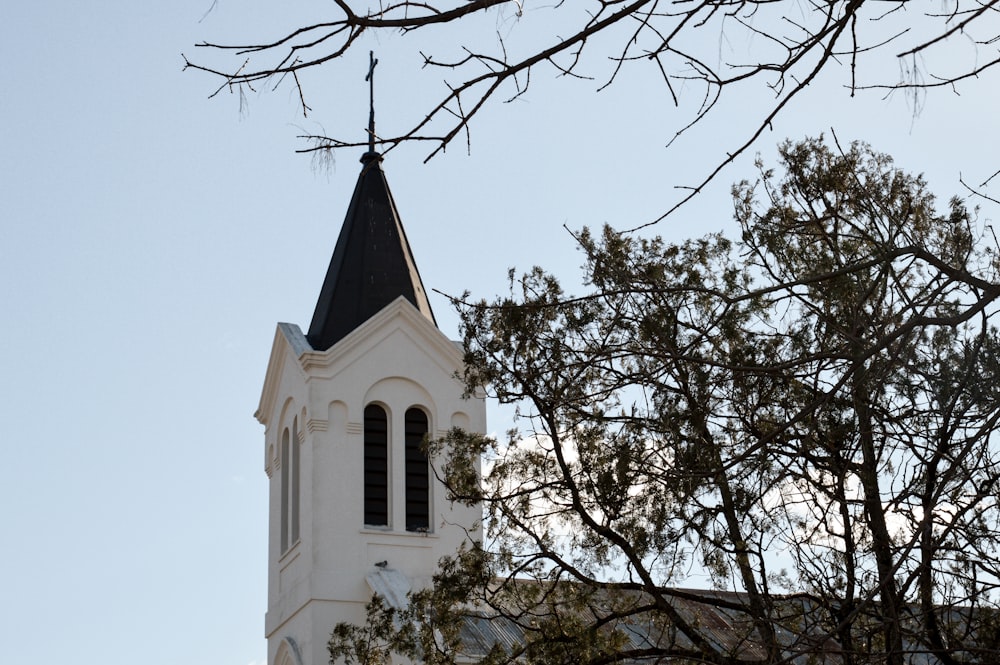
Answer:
[{"xmin": 254, "ymin": 148, "xmax": 486, "ymax": 665}]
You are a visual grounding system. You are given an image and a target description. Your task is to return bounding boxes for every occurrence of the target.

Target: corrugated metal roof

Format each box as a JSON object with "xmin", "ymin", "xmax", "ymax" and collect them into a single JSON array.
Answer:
[
  {"xmin": 368, "ymin": 572, "xmax": 985, "ymax": 664},
  {"xmin": 366, "ymin": 567, "xmax": 412, "ymax": 610},
  {"xmin": 447, "ymin": 586, "xmax": 844, "ymax": 663}
]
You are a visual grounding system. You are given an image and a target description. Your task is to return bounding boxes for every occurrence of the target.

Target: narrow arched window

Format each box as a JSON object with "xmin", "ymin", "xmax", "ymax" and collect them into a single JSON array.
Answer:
[
  {"xmin": 290, "ymin": 419, "xmax": 300, "ymax": 545},
  {"xmin": 280, "ymin": 428, "xmax": 290, "ymax": 551},
  {"xmin": 280, "ymin": 422, "xmax": 301, "ymax": 553},
  {"xmin": 404, "ymin": 408, "xmax": 430, "ymax": 532},
  {"xmin": 363, "ymin": 405, "xmax": 389, "ymax": 526}
]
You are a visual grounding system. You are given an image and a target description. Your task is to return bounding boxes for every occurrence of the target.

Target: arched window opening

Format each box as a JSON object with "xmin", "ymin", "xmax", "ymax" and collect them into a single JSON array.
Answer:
[
  {"xmin": 275, "ymin": 638, "xmax": 301, "ymax": 665},
  {"xmin": 404, "ymin": 408, "xmax": 430, "ymax": 532},
  {"xmin": 363, "ymin": 405, "xmax": 389, "ymax": 526},
  {"xmin": 280, "ymin": 421, "xmax": 301, "ymax": 553},
  {"xmin": 280, "ymin": 428, "xmax": 290, "ymax": 552},
  {"xmin": 290, "ymin": 419, "xmax": 300, "ymax": 545}
]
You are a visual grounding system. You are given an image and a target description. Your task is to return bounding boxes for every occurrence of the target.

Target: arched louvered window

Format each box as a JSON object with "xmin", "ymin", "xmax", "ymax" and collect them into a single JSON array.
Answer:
[
  {"xmin": 363, "ymin": 404, "xmax": 389, "ymax": 526},
  {"xmin": 404, "ymin": 408, "xmax": 430, "ymax": 532}
]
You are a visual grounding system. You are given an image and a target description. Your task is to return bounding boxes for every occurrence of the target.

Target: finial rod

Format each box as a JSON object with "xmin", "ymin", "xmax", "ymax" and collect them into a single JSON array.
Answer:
[{"xmin": 365, "ymin": 51, "xmax": 379, "ymax": 156}]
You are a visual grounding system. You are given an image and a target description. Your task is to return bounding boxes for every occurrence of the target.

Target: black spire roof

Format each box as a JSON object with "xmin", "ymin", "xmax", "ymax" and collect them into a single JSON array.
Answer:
[{"xmin": 306, "ymin": 153, "xmax": 437, "ymax": 351}]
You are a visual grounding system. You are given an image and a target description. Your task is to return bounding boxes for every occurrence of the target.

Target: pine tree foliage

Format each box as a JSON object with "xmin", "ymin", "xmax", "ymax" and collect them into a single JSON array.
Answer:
[{"xmin": 330, "ymin": 138, "xmax": 1000, "ymax": 664}]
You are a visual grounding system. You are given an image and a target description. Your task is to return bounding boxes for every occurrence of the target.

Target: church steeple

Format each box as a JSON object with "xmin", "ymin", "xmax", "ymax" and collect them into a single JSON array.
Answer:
[
  {"xmin": 257, "ymin": 56, "xmax": 484, "ymax": 665},
  {"xmin": 306, "ymin": 152, "xmax": 436, "ymax": 351},
  {"xmin": 307, "ymin": 52, "xmax": 435, "ymax": 351}
]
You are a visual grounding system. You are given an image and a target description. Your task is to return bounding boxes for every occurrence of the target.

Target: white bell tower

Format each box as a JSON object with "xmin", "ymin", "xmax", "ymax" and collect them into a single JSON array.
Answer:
[{"xmin": 255, "ymin": 151, "xmax": 485, "ymax": 665}]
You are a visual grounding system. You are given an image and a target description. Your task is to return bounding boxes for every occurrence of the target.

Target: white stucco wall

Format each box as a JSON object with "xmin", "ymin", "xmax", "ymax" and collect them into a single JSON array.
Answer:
[{"xmin": 256, "ymin": 298, "xmax": 486, "ymax": 665}]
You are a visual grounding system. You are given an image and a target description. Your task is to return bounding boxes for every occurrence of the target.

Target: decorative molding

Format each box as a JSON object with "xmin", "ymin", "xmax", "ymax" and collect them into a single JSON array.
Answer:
[
  {"xmin": 257, "ymin": 324, "xmax": 300, "ymax": 426},
  {"xmin": 306, "ymin": 418, "xmax": 328, "ymax": 433},
  {"xmin": 279, "ymin": 542, "xmax": 301, "ymax": 570},
  {"xmin": 274, "ymin": 446, "xmax": 280, "ymax": 466},
  {"xmin": 299, "ymin": 297, "xmax": 464, "ymax": 375},
  {"xmin": 346, "ymin": 422, "xmax": 363, "ymax": 435},
  {"xmin": 265, "ymin": 443, "xmax": 276, "ymax": 477},
  {"xmin": 360, "ymin": 528, "xmax": 439, "ymax": 541}
]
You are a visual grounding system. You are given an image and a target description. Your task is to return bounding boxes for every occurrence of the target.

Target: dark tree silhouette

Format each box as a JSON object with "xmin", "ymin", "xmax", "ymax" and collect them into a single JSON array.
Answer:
[
  {"xmin": 187, "ymin": 0, "xmax": 1000, "ymax": 215},
  {"xmin": 327, "ymin": 138, "xmax": 1000, "ymax": 665}
]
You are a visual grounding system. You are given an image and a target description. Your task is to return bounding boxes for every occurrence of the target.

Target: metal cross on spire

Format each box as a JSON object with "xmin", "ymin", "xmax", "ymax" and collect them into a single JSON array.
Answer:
[{"xmin": 365, "ymin": 51, "xmax": 379, "ymax": 156}]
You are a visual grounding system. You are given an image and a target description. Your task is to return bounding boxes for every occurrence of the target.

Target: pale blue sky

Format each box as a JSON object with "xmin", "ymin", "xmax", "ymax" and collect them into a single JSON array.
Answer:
[{"xmin": 2, "ymin": 2, "xmax": 997, "ymax": 665}]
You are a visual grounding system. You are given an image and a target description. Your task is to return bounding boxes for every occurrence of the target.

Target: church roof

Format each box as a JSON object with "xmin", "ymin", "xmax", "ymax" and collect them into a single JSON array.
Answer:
[
  {"xmin": 307, "ymin": 152, "xmax": 437, "ymax": 351},
  {"xmin": 364, "ymin": 571, "xmax": 848, "ymax": 664}
]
